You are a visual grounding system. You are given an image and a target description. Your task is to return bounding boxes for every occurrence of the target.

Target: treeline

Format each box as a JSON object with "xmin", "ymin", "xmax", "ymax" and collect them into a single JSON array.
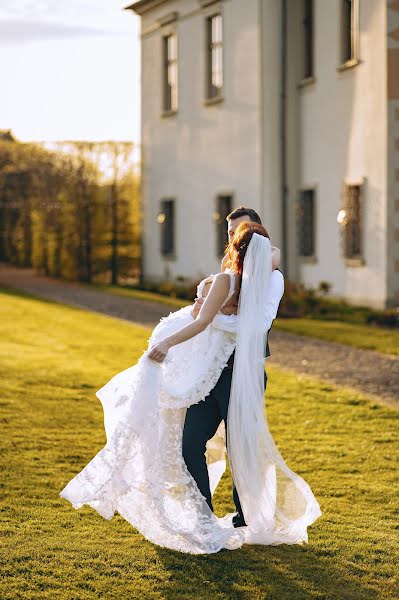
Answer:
[{"xmin": 0, "ymin": 131, "xmax": 140, "ymax": 284}]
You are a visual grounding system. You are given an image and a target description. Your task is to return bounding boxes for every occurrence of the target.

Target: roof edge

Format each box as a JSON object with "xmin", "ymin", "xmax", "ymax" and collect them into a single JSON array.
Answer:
[{"xmin": 124, "ymin": 0, "xmax": 170, "ymax": 16}]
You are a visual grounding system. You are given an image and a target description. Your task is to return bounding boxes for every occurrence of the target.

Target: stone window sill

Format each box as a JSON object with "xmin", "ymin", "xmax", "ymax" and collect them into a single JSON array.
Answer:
[
  {"xmin": 337, "ymin": 58, "xmax": 360, "ymax": 73},
  {"xmin": 299, "ymin": 255, "xmax": 318, "ymax": 264},
  {"xmin": 204, "ymin": 95, "xmax": 224, "ymax": 107},
  {"xmin": 161, "ymin": 253, "xmax": 177, "ymax": 261},
  {"xmin": 344, "ymin": 257, "xmax": 365, "ymax": 267},
  {"xmin": 161, "ymin": 109, "xmax": 177, "ymax": 118},
  {"xmin": 297, "ymin": 76, "xmax": 316, "ymax": 89}
]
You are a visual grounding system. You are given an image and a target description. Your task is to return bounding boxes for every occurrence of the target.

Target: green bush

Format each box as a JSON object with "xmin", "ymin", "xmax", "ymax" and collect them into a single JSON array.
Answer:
[
  {"xmin": 132, "ymin": 278, "xmax": 200, "ymax": 302},
  {"xmin": 131, "ymin": 276, "xmax": 399, "ymax": 330},
  {"xmin": 278, "ymin": 280, "xmax": 399, "ymax": 328},
  {"xmin": 366, "ymin": 309, "xmax": 399, "ymax": 328}
]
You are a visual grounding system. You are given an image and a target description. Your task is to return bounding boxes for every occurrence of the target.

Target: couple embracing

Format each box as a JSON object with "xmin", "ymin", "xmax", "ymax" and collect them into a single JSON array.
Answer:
[{"xmin": 60, "ymin": 206, "xmax": 322, "ymax": 554}]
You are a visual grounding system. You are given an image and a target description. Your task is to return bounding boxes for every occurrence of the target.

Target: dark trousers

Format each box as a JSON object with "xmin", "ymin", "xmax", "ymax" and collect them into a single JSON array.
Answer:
[{"xmin": 182, "ymin": 354, "xmax": 267, "ymax": 527}]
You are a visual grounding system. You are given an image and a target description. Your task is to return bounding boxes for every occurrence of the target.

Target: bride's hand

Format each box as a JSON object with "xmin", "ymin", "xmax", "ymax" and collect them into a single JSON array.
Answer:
[
  {"xmin": 191, "ymin": 297, "xmax": 204, "ymax": 318},
  {"xmin": 147, "ymin": 339, "xmax": 171, "ymax": 363}
]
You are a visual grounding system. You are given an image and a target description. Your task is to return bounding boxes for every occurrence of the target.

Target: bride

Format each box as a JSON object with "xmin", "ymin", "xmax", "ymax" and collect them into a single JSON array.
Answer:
[{"xmin": 59, "ymin": 221, "xmax": 322, "ymax": 554}]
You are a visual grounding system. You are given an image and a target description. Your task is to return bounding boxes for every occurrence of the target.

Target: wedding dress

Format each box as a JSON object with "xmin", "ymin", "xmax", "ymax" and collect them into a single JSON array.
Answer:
[{"xmin": 60, "ymin": 249, "xmax": 322, "ymax": 554}]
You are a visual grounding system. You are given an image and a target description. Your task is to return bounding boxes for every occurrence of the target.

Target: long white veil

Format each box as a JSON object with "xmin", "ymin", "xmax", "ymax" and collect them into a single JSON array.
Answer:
[{"xmin": 227, "ymin": 233, "xmax": 322, "ymax": 544}]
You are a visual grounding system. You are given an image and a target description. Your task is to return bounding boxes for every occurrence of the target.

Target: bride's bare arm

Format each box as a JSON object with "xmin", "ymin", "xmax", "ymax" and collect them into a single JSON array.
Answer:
[{"xmin": 147, "ymin": 273, "xmax": 231, "ymax": 363}]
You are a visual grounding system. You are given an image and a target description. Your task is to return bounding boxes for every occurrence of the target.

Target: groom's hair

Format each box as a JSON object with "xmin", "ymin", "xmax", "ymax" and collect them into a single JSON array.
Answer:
[{"xmin": 226, "ymin": 206, "xmax": 262, "ymax": 225}]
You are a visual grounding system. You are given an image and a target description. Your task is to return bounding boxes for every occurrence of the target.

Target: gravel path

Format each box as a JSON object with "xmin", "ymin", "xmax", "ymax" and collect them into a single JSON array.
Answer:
[
  {"xmin": 1, "ymin": 262, "xmax": 398, "ymax": 408},
  {"xmin": 268, "ymin": 330, "xmax": 398, "ymax": 407},
  {"xmin": 0, "ymin": 263, "xmax": 170, "ymax": 328}
]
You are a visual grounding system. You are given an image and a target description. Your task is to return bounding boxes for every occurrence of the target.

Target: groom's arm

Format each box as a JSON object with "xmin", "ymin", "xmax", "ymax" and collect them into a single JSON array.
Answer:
[
  {"xmin": 271, "ymin": 246, "xmax": 281, "ymax": 271},
  {"xmin": 264, "ymin": 269, "xmax": 284, "ymax": 332},
  {"xmin": 219, "ymin": 267, "xmax": 284, "ymax": 318}
]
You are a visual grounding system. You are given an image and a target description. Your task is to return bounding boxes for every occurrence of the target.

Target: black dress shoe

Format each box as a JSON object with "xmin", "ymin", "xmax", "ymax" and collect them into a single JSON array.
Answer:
[{"xmin": 232, "ymin": 514, "xmax": 247, "ymax": 528}]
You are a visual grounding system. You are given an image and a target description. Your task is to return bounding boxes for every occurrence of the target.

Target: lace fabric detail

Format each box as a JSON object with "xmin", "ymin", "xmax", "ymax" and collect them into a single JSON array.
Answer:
[
  {"xmin": 158, "ymin": 317, "xmax": 236, "ymax": 410},
  {"xmin": 60, "ymin": 302, "xmax": 243, "ymax": 554},
  {"xmin": 59, "ymin": 279, "xmax": 321, "ymax": 554}
]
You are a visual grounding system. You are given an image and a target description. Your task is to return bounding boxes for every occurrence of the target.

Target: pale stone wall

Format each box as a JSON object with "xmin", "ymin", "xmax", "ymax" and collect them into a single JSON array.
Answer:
[
  {"xmin": 136, "ymin": 0, "xmax": 393, "ymax": 308},
  {"xmin": 387, "ymin": 0, "xmax": 399, "ymax": 307},
  {"xmin": 287, "ymin": 0, "xmax": 388, "ymax": 308},
  {"xmin": 139, "ymin": 0, "xmax": 263, "ymax": 282}
]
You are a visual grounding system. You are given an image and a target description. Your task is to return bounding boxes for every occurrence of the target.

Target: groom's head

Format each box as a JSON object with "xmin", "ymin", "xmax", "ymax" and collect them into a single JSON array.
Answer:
[{"xmin": 226, "ymin": 206, "xmax": 262, "ymax": 240}]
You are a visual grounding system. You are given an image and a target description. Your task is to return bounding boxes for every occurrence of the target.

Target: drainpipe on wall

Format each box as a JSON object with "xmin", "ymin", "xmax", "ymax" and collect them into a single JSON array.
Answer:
[
  {"xmin": 259, "ymin": 0, "xmax": 265, "ymax": 229},
  {"xmin": 280, "ymin": 0, "xmax": 288, "ymax": 274},
  {"xmin": 138, "ymin": 146, "xmax": 145, "ymax": 287}
]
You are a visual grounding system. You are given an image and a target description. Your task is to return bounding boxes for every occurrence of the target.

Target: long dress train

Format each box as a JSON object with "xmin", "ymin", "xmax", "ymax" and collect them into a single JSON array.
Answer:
[{"xmin": 59, "ymin": 272, "xmax": 322, "ymax": 554}]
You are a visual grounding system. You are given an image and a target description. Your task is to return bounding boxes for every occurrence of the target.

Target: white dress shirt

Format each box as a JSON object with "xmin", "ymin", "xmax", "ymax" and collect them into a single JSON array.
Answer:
[
  {"xmin": 264, "ymin": 269, "xmax": 284, "ymax": 332},
  {"xmin": 210, "ymin": 268, "xmax": 284, "ymax": 338}
]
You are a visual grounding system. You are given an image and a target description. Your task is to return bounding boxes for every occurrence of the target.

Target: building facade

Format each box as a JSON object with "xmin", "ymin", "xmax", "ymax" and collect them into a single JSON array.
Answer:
[{"xmin": 128, "ymin": 0, "xmax": 399, "ymax": 309}]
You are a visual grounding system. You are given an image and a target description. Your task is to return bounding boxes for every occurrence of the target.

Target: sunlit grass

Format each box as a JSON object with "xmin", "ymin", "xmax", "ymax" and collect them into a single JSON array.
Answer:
[
  {"xmin": 1, "ymin": 289, "xmax": 398, "ymax": 599},
  {"xmin": 274, "ymin": 318, "xmax": 399, "ymax": 357}
]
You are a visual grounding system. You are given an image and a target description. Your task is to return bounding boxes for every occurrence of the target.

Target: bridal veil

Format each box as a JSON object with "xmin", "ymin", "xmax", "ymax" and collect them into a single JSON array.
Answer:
[{"xmin": 228, "ymin": 233, "xmax": 322, "ymax": 544}]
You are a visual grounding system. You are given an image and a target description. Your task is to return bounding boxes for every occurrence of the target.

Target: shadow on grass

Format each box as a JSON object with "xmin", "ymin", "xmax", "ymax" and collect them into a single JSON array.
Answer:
[{"xmin": 154, "ymin": 542, "xmax": 378, "ymax": 600}]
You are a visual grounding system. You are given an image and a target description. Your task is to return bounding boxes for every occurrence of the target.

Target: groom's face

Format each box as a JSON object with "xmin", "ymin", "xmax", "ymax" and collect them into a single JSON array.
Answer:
[{"xmin": 227, "ymin": 215, "xmax": 251, "ymax": 240}]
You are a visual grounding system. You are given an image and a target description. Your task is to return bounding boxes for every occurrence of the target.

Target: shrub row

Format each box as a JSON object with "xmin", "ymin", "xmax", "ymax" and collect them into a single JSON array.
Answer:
[{"xmin": 133, "ymin": 277, "xmax": 399, "ymax": 329}]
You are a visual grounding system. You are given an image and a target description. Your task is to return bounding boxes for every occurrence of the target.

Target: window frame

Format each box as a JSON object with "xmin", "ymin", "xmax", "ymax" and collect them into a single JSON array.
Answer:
[
  {"xmin": 204, "ymin": 11, "xmax": 224, "ymax": 105},
  {"xmin": 214, "ymin": 193, "xmax": 233, "ymax": 259},
  {"xmin": 339, "ymin": 178, "xmax": 366, "ymax": 267},
  {"xmin": 162, "ymin": 31, "xmax": 178, "ymax": 116},
  {"xmin": 159, "ymin": 198, "xmax": 176, "ymax": 259},
  {"xmin": 297, "ymin": 0, "xmax": 316, "ymax": 89},
  {"xmin": 337, "ymin": 0, "xmax": 360, "ymax": 72},
  {"xmin": 303, "ymin": 0, "xmax": 314, "ymax": 80}
]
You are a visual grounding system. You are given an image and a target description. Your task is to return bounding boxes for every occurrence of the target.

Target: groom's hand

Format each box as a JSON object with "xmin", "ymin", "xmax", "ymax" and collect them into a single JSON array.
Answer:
[
  {"xmin": 219, "ymin": 302, "xmax": 238, "ymax": 315},
  {"xmin": 194, "ymin": 297, "xmax": 238, "ymax": 315}
]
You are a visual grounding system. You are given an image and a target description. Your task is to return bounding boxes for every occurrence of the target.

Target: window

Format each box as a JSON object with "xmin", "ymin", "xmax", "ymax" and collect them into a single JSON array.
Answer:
[
  {"xmin": 206, "ymin": 14, "xmax": 223, "ymax": 100},
  {"xmin": 215, "ymin": 194, "xmax": 232, "ymax": 257},
  {"xmin": 340, "ymin": 183, "xmax": 363, "ymax": 261},
  {"xmin": 340, "ymin": 0, "xmax": 359, "ymax": 65},
  {"xmin": 297, "ymin": 189, "xmax": 315, "ymax": 257},
  {"xmin": 303, "ymin": 0, "xmax": 313, "ymax": 79},
  {"xmin": 158, "ymin": 199, "xmax": 175, "ymax": 256},
  {"xmin": 163, "ymin": 33, "xmax": 178, "ymax": 113}
]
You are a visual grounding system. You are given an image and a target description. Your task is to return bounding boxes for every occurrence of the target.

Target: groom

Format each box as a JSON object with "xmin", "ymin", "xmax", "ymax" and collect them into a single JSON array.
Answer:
[{"xmin": 182, "ymin": 206, "xmax": 285, "ymax": 527}]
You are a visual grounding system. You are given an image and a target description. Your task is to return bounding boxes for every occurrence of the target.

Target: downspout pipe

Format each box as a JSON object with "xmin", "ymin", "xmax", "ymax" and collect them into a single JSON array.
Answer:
[{"xmin": 280, "ymin": 0, "xmax": 288, "ymax": 274}]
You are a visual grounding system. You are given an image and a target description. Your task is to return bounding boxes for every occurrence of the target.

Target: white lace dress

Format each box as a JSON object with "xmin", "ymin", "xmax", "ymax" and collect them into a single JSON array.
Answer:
[
  {"xmin": 59, "ymin": 273, "xmax": 245, "ymax": 553},
  {"xmin": 59, "ymin": 272, "xmax": 322, "ymax": 554}
]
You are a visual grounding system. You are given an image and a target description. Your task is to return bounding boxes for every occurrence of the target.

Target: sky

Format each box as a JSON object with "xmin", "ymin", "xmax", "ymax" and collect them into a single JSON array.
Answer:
[{"xmin": 0, "ymin": 0, "xmax": 141, "ymax": 143}]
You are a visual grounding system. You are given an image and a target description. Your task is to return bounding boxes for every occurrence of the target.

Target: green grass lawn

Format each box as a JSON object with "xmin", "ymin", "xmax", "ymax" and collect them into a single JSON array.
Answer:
[
  {"xmin": 89, "ymin": 284, "xmax": 399, "ymax": 356},
  {"xmin": 274, "ymin": 318, "xmax": 399, "ymax": 357},
  {"xmin": 1, "ymin": 289, "xmax": 398, "ymax": 599}
]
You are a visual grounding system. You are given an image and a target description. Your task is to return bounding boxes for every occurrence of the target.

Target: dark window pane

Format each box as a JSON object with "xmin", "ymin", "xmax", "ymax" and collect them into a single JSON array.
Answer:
[
  {"xmin": 303, "ymin": 0, "xmax": 313, "ymax": 78},
  {"xmin": 297, "ymin": 189, "xmax": 315, "ymax": 257},
  {"xmin": 163, "ymin": 34, "xmax": 178, "ymax": 111},
  {"xmin": 215, "ymin": 195, "xmax": 232, "ymax": 257},
  {"xmin": 342, "ymin": 184, "xmax": 363, "ymax": 259},
  {"xmin": 206, "ymin": 14, "xmax": 223, "ymax": 99},
  {"xmin": 342, "ymin": 0, "xmax": 353, "ymax": 62},
  {"xmin": 160, "ymin": 199, "xmax": 175, "ymax": 256}
]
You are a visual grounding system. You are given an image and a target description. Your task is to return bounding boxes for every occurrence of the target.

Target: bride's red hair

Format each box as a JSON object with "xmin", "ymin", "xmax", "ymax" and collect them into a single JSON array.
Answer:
[{"xmin": 225, "ymin": 221, "xmax": 270, "ymax": 276}]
